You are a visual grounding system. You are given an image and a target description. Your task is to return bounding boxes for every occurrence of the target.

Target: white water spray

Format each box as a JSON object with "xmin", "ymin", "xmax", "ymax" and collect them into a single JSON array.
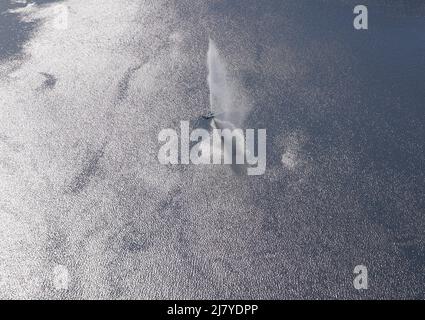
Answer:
[
  {"xmin": 206, "ymin": 39, "xmax": 257, "ymax": 172},
  {"xmin": 207, "ymin": 39, "xmax": 231, "ymax": 115},
  {"xmin": 207, "ymin": 38, "xmax": 250, "ymax": 129}
]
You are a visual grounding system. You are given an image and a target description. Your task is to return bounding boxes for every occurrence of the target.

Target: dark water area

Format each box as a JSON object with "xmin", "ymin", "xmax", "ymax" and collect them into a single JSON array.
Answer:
[
  {"xmin": 0, "ymin": 0, "xmax": 60, "ymax": 61},
  {"xmin": 194, "ymin": 0, "xmax": 425, "ymax": 297}
]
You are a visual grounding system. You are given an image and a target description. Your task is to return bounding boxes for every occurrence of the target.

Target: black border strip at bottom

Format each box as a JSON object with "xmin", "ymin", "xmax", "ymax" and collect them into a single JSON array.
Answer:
[{"xmin": 0, "ymin": 300, "xmax": 420, "ymax": 318}]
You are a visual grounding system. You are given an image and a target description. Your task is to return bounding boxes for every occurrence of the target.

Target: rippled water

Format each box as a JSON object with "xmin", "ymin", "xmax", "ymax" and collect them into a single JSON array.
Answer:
[{"xmin": 0, "ymin": 0, "xmax": 424, "ymax": 299}]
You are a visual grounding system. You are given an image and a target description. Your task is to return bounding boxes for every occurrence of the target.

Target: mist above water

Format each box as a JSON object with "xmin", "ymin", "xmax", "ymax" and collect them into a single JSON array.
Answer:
[
  {"xmin": 205, "ymin": 38, "xmax": 258, "ymax": 174},
  {"xmin": 207, "ymin": 38, "xmax": 250, "ymax": 130},
  {"xmin": 207, "ymin": 39, "xmax": 230, "ymax": 114}
]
